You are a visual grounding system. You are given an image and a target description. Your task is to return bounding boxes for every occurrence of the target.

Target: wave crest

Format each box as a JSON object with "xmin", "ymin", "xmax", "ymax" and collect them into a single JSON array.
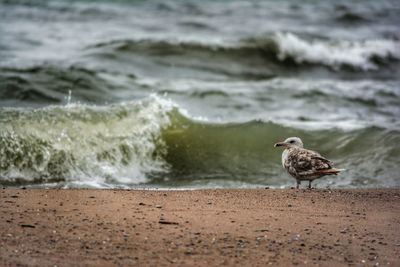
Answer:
[
  {"xmin": 88, "ymin": 33, "xmax": 400, "ymax": 75},
  {"xmin": 0, "ymin": 95, "xmax": 174, "ymax": 187},
  {"xmin": 273, "ymin": 32, "xmax": 400, "ymax": 70}
]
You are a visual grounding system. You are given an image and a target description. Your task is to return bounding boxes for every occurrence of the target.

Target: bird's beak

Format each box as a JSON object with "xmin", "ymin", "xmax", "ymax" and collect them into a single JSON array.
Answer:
[{"xmin": 274, "ymin": 142, "xmax": 286, "ymax": 147}]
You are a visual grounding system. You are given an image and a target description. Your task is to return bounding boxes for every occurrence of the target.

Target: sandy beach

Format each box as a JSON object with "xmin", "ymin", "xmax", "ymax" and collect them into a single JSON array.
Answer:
[{"xmin": 1, "ymin": 188, "xmax": 399, "ymax": 266}]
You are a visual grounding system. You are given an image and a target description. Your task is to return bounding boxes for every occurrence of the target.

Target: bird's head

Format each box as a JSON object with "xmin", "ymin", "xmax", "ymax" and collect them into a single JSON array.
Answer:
[{"xmin": 274, "ymin": 137, "xmax": 304, "ymax": 149}]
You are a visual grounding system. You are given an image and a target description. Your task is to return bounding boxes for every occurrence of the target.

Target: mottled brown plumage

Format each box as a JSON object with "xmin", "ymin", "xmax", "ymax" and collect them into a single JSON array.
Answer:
[{"xmin": 275, "ymin": 137, "xmax": 343, "ymax": 189}]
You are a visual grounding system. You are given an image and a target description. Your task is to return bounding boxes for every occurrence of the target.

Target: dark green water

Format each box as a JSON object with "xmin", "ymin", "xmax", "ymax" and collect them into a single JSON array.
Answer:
[{"xmin": 0, "ymin": 0, "xmax": 399, "ymax": 188}]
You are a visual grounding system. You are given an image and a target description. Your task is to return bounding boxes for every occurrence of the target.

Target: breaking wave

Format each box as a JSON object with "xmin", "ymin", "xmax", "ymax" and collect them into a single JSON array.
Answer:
[
  {"xmin": 273, "ymin": 32, "xmax": 400, "ymax": 71},
  {"xmin": 88, "ymin": 32, "xmax": 400, "ymax": 73},
  {"xmin": 0, "ymin": 95, "xmax": 173, "ymax": 187},
  {"xmin": 1, "ymin": 96, "xmax": 399, "ymax": 188}
]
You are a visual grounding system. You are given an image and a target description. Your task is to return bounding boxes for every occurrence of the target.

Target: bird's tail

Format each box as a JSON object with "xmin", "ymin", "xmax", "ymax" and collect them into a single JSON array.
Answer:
[{"xmin": 318, "ymin": 168, "xmax": 346, "ymax": 176}]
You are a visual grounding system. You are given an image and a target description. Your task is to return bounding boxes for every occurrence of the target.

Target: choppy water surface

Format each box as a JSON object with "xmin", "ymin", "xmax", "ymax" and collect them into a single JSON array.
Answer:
[{"xmin": 1, "ymin": 0, "xmax": 399, "ymax": 188}]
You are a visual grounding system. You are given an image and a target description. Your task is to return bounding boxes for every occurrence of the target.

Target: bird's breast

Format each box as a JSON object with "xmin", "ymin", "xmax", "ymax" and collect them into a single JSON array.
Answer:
[{"xmin": 281, "ymin": 149, "xmax": 289, "ymax": 168}]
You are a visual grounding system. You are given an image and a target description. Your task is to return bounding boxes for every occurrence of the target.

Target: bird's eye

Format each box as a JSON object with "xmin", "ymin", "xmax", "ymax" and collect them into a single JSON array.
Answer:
[{"xmin": 289, "ymin": 140, "xmax": 295, "ymax": 144}]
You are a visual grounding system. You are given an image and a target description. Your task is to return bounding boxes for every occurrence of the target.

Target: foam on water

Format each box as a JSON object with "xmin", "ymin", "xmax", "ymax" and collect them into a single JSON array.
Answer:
[
  {"xmin": 0, "ymin": 95, "xmax": 175, "ymax": 187},
  {"xmin": 274, "ymin": 32, "xmax": 400, "ymax": 70}
]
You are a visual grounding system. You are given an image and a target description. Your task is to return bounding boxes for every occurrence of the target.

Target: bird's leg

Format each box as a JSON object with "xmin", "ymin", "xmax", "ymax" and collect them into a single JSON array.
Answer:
[
  {"xmin": 296, "ymin": 180, "xmax": 300, "ymax": 189},
  {"xmin": 308, "ymin": 180, "xmax": 312, "ymax": 189}
]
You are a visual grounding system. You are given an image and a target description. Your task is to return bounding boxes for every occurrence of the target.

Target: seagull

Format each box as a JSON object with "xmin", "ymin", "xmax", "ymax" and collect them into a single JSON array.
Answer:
[{"xmin": 274, "ymin": 137, "xmax": 344, "ymax": 189}]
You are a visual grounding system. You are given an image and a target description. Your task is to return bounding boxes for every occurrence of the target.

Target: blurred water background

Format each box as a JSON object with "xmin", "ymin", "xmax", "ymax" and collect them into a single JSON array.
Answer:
[{"xmin": 0, "ymin": 0, "xmax": 399, "ymax": 188}]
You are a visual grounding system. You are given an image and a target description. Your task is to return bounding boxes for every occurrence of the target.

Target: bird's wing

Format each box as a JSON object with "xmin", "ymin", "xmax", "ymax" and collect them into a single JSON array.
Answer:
[
  {"xmin": 310, "ymin": 155, "xmax": 333, "ymax": 166},
  {"xmin": 285, "ymin": 148, "xmax": 332, "ymax": 177}
]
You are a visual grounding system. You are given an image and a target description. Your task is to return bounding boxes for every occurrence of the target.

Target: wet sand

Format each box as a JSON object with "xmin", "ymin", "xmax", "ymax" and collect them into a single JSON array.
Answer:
[{"xmin": 1, "ymin": 188, "xmax": 399, "ymax": 266}]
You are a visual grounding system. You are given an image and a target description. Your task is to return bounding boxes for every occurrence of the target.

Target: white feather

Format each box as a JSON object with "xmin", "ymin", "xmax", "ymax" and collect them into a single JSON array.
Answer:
[{"xmin": 282, "ymin": 149, "xmax": 289, "ymax": 168}]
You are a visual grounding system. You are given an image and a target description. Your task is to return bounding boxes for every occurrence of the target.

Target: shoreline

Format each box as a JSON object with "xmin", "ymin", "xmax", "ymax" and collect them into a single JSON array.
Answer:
[{"xmin": 1, "ymin": 188, "xmax": 399, "ymax": 266}]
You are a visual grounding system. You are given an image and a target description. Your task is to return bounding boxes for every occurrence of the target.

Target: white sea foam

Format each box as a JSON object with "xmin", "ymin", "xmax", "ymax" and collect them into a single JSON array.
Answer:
[
  {"xmin": 274, "ymin": 32, "xmax": 400, "ymax": 70},
  {"xmin": 0, "ymin": 95, "xmax": 177, "ymax": 187}
]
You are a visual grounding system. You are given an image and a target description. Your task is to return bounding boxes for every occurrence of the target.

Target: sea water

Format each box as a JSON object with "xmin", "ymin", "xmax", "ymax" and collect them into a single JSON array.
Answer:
[{"xmin": 0, "ymin": 0, "xmax": 399, "ymax": 188}]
